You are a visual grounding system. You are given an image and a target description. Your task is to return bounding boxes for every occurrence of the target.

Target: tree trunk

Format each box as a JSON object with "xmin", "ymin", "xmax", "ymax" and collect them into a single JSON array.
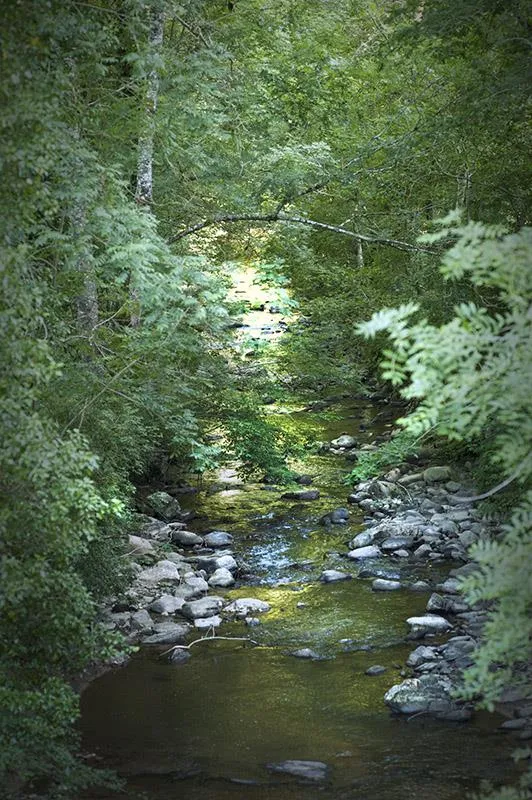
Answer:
[{"xmin": 131, "ymin": 8, "xmax": 165, "ymax": 326}]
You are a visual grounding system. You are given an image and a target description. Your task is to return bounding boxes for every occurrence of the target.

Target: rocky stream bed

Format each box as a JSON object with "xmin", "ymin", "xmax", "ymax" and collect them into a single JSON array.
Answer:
[{"xmin": 80, "ymin": 398, "xmax": 528, "ymax": 800}]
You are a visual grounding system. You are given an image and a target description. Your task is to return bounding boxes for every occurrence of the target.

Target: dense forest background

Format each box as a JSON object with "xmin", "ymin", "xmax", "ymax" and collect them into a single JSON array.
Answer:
[{"xmin": 1, "ymin": 1, "xmax": 530, "ymax": 797}]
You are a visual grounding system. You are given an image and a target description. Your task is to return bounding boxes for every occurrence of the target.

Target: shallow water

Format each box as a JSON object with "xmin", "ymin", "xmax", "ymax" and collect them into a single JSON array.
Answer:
[{"xmin": 81, "ymin": 400, "xmax": 519, "ymax": 799}]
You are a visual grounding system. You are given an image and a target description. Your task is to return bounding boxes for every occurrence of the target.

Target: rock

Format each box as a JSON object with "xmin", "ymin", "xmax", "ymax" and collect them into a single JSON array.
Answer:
[
  {"xmin": 214, "ymin": 554, "xmax": 238, "ymax": 572},
  {"xmin": 331, "ymin": 434, "xmax": 357, "ymax": 449},
  {"xmin": 398, "ymin": 472, "xmax": 424, "ymax": 486},
  {"xmin": 426, "ymin": 593, "xmax": 469, "ymax": 615},
  {"xmin": 137, "ymin": 560, "xmax": 181, "ymax": 585},
  {"xmin": 413, "ymin": 544, "xmax": 432, "ymax": 560},
  {"xmin": 365, "ymin": 665, "xmax": 387, "ymax": 675},
  {"xmin": 184, "ymin": 575, "xmax": 209, "ymax": 593},
  {"xmin": 321, "ymin": 508, "xmax": 350, "ymax": 525},
  {"xmin": 142, "ymin": 621, "xmax": 191, "ymax": 645},
  {"xmin": 423, "ymin": 466, "xmax": 452, "ymax": 483},
  {"xmin": 372, "ymin": 579, "xmax": 402, "ymax": 592},
  {"xmin": 130, "ymin": 609, "xmax": 154, "ymax": 632},
  {"xmin": 163, "ymin": 552, "xmax": 186, "ymax": 564},
  {"xmin": 445, "ymin": 481, "xmax": 463, "ymax": 493},
  {"xmin": 319, "ymin": 570, "xmax": 351, "ymax": 583},
  {"xmin": 169, "ymin": 649, "xmax": 191, "ymax": 665},
  {"xmin": 347, "ymin": 545, "xmax": 381, "ymax": 560},
  {"xmin": 499, "ymin": 718, "xmax": 529, "ymax": 731},
  {"xmin": 406, "ymin": 614, "xmax": 452, "ymax": 637},
  {"xmin": 436, "ymin": 578, "xmax": 461, "ymax": 594},
  {"xmin": 194, "ymin": 615, "xmax": 222, "ymax": 629},
  {"xmin": 225, "ymin": 597, "xmax": 271, "ymax": 616},
  {"xmin": 208, "ymin": 568, "xmax": 235, "ymax": 587},
  {"xmin": 138, "ymin": 517, "xmax": 173, "ymax": 542},
  {"xmin": 281, "ymin": 489, "xmax": 320, "ymax": 501},
  {"xmin": 409, "ymin": 580, "xmax": 431, "ymax": 592},
  {"xmin": 295, "ymin": 475, "xmax": 313, "ymax": 485},
  {"xmin": 381, "ymin": 536, "xmax": 414, "ymax": 552},
  {"xmin": 180, "ymin": 596, "xmax": 224, "ymax": 619},
  {"xmin": 203, "ymin": 531, "xmax": 234, "ymax": 548},
  {"xmin": 128, "ymin": 535, "xmax": 156, "ymax": 557},
  {"xmin": 394, "ymin": 549, "xmax": 410, "ymax": 558},
  {"xmin": 267, "ymin": 760, "xmax": 328, "ymax": 782},
  {"xmin": 406, "ymin": 645, "xmax": 438, "ymax": 668},
  {"xmin": 359, "ymin": 567, "xmax": 400, "ymax": 580},
  {"xmin": 145, "ymin": 491, "xmax": 182, "ymax": 521},
  {"xmin": 290, "ymin": 648, "xmax": 321, "ymax": 659},
  {"xmin": 171, "ymin": 529, "xmax": 204, "ymax": 547},
  {"xmin": 349, "ymin": 531, "xmax": 377, "ymax": 549},
  {"xmin": 149, "ymin": 594, "xmax": 186, "ymax": 615},
  {"xmin": 245, "ymin": 617, "xmax": 261, "ymax": 626},
  {"xmin": 384, "ymin": 675, "xmax": 459, "ymax": 716}
]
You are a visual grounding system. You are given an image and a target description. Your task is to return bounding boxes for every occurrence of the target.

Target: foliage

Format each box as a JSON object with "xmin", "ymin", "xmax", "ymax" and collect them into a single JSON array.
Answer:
[
  {"xmin": 345, "ymin": 431, "xmax": 419, "ymax": 482},
  {"xmin": 358, "ymin": 220, "xmax": 532, "ymax": 712}
]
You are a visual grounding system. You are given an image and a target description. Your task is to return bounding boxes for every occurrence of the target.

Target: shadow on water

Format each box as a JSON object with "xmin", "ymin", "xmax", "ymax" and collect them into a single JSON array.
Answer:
[{"xmin": 80, "ymin": 400, "xmax": 519, "ymax": 799}]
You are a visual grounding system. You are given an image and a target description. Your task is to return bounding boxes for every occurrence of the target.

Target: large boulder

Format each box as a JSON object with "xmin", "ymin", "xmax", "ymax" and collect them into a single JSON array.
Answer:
[
  {"xmin": 224, "ymin": 597, "xmax": 271, "ymax": 616},
  {"xmin": 171, "ymin": 529, "xmax": 203, "ymax": 547},
  {"xmin": 141, "ymin": 620, "xmax": 191, "ymax": 645},
  {"xmin": 203, "ymin": 531, "xmax": 234, "ymax": 548},
  {"xmin": 384, "ymin": 675, "xmax": 468, "ymax": 719},
  {"xmin": 180, "ymin": 596, "xmax": 224, "ymax": 620},
  {"xmin": 137, "ymin": 560, "xmax": 181, "ymax": 585},
  {"xmin": 406, "ymin": 614, "xmax": 452, "ymax": 637},
  {"xmin": 145, "ymin": 491, "xmax": 182, "ymax": 521},
  {"xmin": 347, "ymin": 545, "xmax": 381, "ymax": 560},
  {"xmin": 331, "ymin": 434, "xmax": 358, "ymax": 449},
  {"xmin": 208, "ymin": 568, "xmax": 235, "ymax": 588},
  {"xmin": 281, "ymin": 489, "xmax": 320, "ymax": 501},
  {"xmin": 381, "ymin": 536, "xmax": 415, "ymax": 553},
  {"xmin": 149, "ymin": 594, "xmax": 186, "ymax": 615}
]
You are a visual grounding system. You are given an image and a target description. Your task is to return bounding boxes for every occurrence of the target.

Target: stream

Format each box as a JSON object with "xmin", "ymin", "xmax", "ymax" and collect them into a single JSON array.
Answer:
[{"xmin": 80, "ymin": 398, "xmax": 518, "ymax": 800}]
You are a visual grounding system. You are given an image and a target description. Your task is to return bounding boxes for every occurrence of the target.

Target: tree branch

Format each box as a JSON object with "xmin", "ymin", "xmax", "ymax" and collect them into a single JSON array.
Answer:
[{"xmin": 169, "ymin": 212, "xmax": 436, "ymax": 254}]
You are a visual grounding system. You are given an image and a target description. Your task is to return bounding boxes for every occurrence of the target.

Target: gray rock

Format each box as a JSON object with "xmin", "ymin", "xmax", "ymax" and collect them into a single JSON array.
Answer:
[
  {"xmin": 149, "ymin": 594, "xmax": 186, "ymax": 615},
  {"xmin": 171, "ymin": 529, "xmax": 203, "ymax": 547},
  {"xmin": 393, "ymin": 549, "xmax": 410, "ymax": 558},
  {"xmin": 138, "ymin": 517, "xmax": 173, "ymax": 541},
  {"xmin": 181, "ymin": 596, "xmax": 224, "ymax": 619},
  {"xmin": 169, "ymin": 648, "xmax": 191, "ymax": 665},
  {"xmin": 208, "ymin": 568, "xmax": 235, "ymax": 587},
  {"xmin": 128, "ymin": 535, "xmax": 156, "ymax": 557},
  {"xmin": 436, "ymin": 578, "xmax": 461, "ymax": 594},
  {"xmin": 407, "ymin": 614, "xmax": 452, "ymax": 636},
  {"xmin": 384, "ymin": 675, "xmax": 461, "ymax": 717},
  {"xmin": 445, "ymin": 481, "xmax": 463, "ymax": 493},
  {"xmin": 245, "ymin": 617, "xmax": 261, "ymax": 626},
  {"xmin": 225, "ymin": 597, "xmax": 270, "ymax": 616},
  {"xmin": 321, "ymin": 508, "xmax": 350, "ymax": 525},
  {"xmin": 406, "ymin": 645, "xmax": 438, "ymax": 668},
  {"xmin": 137, "ymin": 560, "xmax": 181, "ymax": 585},
  {"xmin": 183, "ymin": 575, "xmax": 209, "ymax": 593},
  {"xmin": 290, "ymin": 648, "xmax": 321, "ymax": 659},
  {"xmin": 413, "ymin": 544, "xmax": 433, "ymax": 560},
  {"xmin": 267, "ymin": 760, "xmax": 328, "ymax": 782},
  {"xmin": 203, "ymin": 531, "xmax": 234, "ymax": 548},
  {"xmin": 331, "ymin": 434, "xmax": 358, "ymax": 449},
  {"xmin": 409, "ymin": 580, "xmax": 431, "ymax": 592},
  {"xmin": 426, "ymin": 593, "xmax": 469, "ymax": 615},
  {"xmin": 130, "ymin": 609, "xmax": 154, "ymax": 632},
  {"xmin": 215, "ymin": 554, "xmax": 238, "ymax": 572},
  {"xmin": 499, "ymin": 718, "xmax": 528, "ymax": 731},
  {"xmin": 398, "ymin": 472, "xmax": 424, "ymax": 486},
  {"xmin": 142, "ymin": 621, "xmax": 191, "ymax": 645},
  {"xmin": 423, "ymin": 466, "xmax": 452, "ymax": 483},
  {"xmin": 194, "ymin": 615, "xmax": 222, "ymax": 629},
  {"xmin": 381, "ymin": 536, "xmax": 414, "ymax": 552},
  {"xmin": 145, "ymin": 491, "xmax": 182, "ymax": 521},
  {"xmin": 281, "ymin": 489, "xmax": 320, "ymax": 501},
  {"xmin": 365, "ymin": 664, "xmax": 387, "ymax": 675},
  {"xmin": 347, "ymin": 545, "xmax": 381, "ymax": 560},
  {"xmin": 349, "ymin": 531, "xmax": 377, "ymax": 549},
  {"xmin": 372, "ymin": 578, "xmax": 402, "ymax": 592},
  {"xmin": 320, "ymin": 570, "xmax": 351, "ymax": 583}
]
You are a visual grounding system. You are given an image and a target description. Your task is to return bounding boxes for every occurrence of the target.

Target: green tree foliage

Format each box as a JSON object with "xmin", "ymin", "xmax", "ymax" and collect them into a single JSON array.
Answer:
[{"xmin": 358, "ymin": 219, "xmax": 532, "ymax": 715}]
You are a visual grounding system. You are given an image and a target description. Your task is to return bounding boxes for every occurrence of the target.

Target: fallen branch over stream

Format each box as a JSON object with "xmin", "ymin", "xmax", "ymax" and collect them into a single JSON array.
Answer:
[{"xmin": 161, "ymin": 635, "xmax": 259, "ymax": 658}]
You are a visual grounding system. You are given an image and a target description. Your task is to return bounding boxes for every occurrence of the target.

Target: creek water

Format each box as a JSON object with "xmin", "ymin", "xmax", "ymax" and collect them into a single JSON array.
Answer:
[{"xmin": 80, "ymin": 399, "xmax": 518, "ymax": 800}]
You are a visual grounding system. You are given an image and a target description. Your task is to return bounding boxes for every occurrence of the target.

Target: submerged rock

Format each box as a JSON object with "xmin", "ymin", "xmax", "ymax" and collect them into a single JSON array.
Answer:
[
  {"xmin": 290, "ymin": 648, "xmax": 321, "ymax": 659},
  {"xmin": 320, "ymin": 508, "xmax": 350, "ymax": 525},
  {"xmin": 372, "ymin": 578, "xmax": 402, "ymax": 592},
  {"xmin": 281, "ymin": 489, "xmax": 320, "ymax": 501},
  {"xmin": 319, "ymin": 570, "xmax": 351, "ymax": 583},
  {"xmin": 365, "ymin": 665, "xmax": 387, "ymax": 675},
  {"xmin": 267, "ymin": 760, "xmax": 328, "ymax": 782}
]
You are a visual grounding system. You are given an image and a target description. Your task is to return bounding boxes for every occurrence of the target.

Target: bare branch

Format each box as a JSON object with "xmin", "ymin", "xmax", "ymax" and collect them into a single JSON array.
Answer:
[
  {"xmin": 161, "ymin": 635, "xmax": 258, "ymax": 657},
  {"xmin": 169, "ymin": 212, "xmax": 436, "ymax": 254},
  {"xmin": 453, "ymin": 457, "xmax": 531, "ymax": 503}
]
